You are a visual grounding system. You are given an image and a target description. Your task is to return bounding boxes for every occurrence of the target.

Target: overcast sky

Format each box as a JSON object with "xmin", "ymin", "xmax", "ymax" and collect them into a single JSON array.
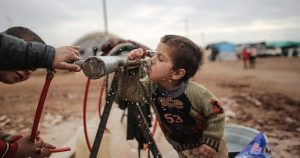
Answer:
[{"xmin": 1, "ymin": 0, "xmax": 300, "ymax": 49}]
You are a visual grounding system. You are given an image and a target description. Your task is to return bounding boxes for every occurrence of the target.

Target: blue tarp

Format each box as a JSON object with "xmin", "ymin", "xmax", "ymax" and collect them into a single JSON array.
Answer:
[
  {"xmin": 207, "ymin": 42, "xmax": 237, "ymax": 61},
  {"xmin": 214, "ymin": 42, "xmax": 236, "ymax": 54}
]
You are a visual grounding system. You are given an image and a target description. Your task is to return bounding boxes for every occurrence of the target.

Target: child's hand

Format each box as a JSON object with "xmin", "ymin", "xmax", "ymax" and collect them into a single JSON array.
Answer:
[
  {"xmin": 53, "ymin": 46, "xmax": 81, "ymax": 72},
  {"xmin": 15, "ymin": 70, "xmax": 32, "ymax": 82},
  {"xmin": 0, "ymin": 70, "xmax": 32, "ymax": 84},
  {"xmin": 198, "ymin": 144, "xmax": 217, "ymax": 158},
  {"xmin": 127, "ymin": 48, "xmax": 147, "ymax": 60},
  {"xmin": 15, "ymin": 134, "xmax": 55, "ymax": 158}
]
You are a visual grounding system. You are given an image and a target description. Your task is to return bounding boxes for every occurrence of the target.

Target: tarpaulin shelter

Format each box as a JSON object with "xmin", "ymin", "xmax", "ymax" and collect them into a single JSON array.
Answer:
[
  {"xmin": 266, "ymin": 41, "xmax": 300, "ymax": 48},
  {"xmin": 206, "ymin": 42, "xmax": 237, "ymax": 61},
  {"xmin": 266, "ymin": 41, "xmax": 300, "ymax": 56}
]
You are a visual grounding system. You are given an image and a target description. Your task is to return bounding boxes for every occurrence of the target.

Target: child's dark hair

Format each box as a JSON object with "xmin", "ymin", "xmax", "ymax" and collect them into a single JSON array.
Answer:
[
  {"xmin": 4, "ymin": 26, "xmax": 45, "ymax": 44},
  {"xmin": 161, "ymin": 35, "xmax": 203, "ymax": 81}
]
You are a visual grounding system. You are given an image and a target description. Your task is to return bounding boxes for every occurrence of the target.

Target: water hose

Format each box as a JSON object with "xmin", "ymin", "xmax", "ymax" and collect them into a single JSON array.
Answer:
[
  {"xmin": 30, "ymin": 71, "xmax": 53, "ymax": 143},
  {"xmin": 83, "ymin": 78, "xmax": 92, "ymax": 151},
  {"xmin": 82, "ymin": 76, "xmax": 107, "ymax": 152},
  {"xmin": 30, "ymin": 70, "xmax": 71, "ymax": 153},
  {"xmin": 152, "ymin": 118, "xmax": 158, "ymax": 136}
]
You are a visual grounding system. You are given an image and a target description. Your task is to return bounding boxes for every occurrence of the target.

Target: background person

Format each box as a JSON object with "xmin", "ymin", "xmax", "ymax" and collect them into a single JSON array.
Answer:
[
  {"xmin": 241, "ymin": 47, "xmax": 250, "ymax": 69},
  {"xmin": 249, "ymin": 46, "xmax": 257, "ymax": 69}
]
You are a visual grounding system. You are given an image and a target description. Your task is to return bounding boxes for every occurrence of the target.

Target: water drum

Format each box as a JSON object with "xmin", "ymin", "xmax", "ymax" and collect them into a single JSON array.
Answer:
[{"xmin": 225, "ymin": 125, "xmax": 268, "ymax": 158}]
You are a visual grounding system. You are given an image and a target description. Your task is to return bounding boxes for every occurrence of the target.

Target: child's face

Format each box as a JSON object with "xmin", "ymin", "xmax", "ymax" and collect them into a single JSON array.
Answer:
[
  {"xmin": 0, "ymin": 70, "xmax": 32, "ymax": 84},
  {"xmin": 146, "ymin": 42, "xmax": 175, "ymax": 85}
]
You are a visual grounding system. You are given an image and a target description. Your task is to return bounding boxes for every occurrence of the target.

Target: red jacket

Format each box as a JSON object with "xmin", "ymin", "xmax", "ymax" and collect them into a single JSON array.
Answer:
[
  {"xmin": 0, "ymin": 130, "xmax": 21, "ymax": 158},
  {"xmin": 242, "ymin": 48, "xmax": 250, "ymax": 60},
  {"xmin": 0, "ymin": 140, "xmax": 18, "ymax": 158}
]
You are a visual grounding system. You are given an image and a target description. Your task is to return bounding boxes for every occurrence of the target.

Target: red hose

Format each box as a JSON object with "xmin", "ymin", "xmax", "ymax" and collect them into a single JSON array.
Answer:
[
  {"xmin": 83, "ymin": 77, "xmax": 107, "ymax": 152},
  {"xmin": 30, "ymin": 72, "xmax": 53, "ymax": 142},
  {"xmin": 151, "ymin": 118, "xmax": 158, "ymax": 135},
  {"xmin": 30, "ymin": 71, "xmax": 71, "ymax": 154},
  {"xmin": 50, "ymin": 147, "xmax": 71, "ymax": 153},
  {"xmin": 83, "ymin": 78, "xmax": 92, "ymax": 151}
]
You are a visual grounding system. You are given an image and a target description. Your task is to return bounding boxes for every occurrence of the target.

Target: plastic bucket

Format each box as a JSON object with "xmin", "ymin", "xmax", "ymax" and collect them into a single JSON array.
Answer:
[{"xmin": 225, "ymin": 125, "xmax": 266, "ymax": 158}]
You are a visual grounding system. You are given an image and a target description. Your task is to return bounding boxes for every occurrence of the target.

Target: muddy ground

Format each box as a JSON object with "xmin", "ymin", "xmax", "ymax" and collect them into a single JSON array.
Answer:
[{"xmin": 0, "ymin": 56, "xmax": 299, "ymax": 158}]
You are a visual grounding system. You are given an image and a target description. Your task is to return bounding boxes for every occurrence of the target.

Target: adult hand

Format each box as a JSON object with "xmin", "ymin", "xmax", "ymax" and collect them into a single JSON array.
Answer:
[{"xmin": 52, "ymin": 46, "xmax": 81, "ymax": 72}]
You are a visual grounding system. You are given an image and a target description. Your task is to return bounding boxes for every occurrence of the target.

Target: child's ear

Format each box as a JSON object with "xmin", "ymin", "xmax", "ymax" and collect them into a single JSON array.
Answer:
[{"xmin": 172, "ymin": 68, "xmax": 185, "ymax": 80}]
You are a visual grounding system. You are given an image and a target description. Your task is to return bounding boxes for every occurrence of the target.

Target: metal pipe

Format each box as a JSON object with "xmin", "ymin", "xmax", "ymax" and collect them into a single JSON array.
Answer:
[{"xmin": 75, "ymin": 55, "xmax": 151, "ymax": 79}]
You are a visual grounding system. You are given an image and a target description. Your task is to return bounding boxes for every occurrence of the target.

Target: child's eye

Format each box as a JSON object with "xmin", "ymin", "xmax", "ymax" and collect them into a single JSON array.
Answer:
[
  {"xmin": 158, "ymin": 54, "xmax": 164, "ymax": 61},
  {"xmin": 158, "ymin": 57, "xmax": 163, "ymax": 61}
]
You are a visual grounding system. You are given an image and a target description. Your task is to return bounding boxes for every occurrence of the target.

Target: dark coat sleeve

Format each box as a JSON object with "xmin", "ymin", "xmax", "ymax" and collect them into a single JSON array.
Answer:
[{"xmin": 0, "ymin": 33, "xmax": 55, "ymax": 70}]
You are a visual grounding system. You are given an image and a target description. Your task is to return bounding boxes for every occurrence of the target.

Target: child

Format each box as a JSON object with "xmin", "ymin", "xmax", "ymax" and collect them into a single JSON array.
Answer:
[
  {"xmin": 117, "ymin": 35, "xmax": 228, "ymax": 158},
  {"xmin": 0, "ymin": 26, "xmax": 58, "ymax": 158}
]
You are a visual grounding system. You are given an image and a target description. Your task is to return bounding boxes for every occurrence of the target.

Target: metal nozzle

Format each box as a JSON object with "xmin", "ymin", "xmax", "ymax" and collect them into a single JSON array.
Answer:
[
  {"xmin": 74, "ymin": 60, "xmax": 85, "ymax": 68},
  {"xmin": 145, "ymin": 50, "xmax": 157, "ymax": 57},
  {"xmin": 127, "ymin": 58, "xmax": 151, "ymax": 67}
]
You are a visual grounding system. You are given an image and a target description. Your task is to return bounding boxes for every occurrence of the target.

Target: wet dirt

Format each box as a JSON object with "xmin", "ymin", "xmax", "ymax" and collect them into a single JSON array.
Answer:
[{"xmin": 0, "ymin": 57, "xmax": 299, "ymax": 158}]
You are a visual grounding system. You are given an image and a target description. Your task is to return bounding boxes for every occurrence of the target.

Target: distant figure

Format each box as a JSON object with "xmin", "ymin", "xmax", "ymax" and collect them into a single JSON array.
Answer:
[
  {"xmin": 249, "ymin": 47, "xmax": 257, "ymax": 69},
  {"xmin": 241, "ymin": 47, "xmax": 250, "ymax": 69},
  {"xmin": 281, "ymin": 48, "xmax": 288, "ymax": 57},
  {"xmin": 210, "ymin": 46, "xmax": 219, "ymax": 61},
  {"xmin": 292, "ymin": 48, "xmax": 298, "ymax": 57}
]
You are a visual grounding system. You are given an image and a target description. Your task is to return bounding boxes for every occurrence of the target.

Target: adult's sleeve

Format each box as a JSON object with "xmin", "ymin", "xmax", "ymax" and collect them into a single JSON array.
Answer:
[{"xmin": 0, "ymin": 33, "xmax": 55, "ymax": 70}]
